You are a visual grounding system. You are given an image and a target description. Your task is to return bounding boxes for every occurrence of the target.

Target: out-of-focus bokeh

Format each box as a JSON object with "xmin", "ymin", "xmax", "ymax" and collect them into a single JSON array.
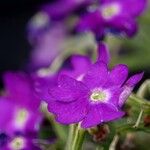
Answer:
[
  {"xmin": 0, "ymin": 0, "xmax": 51, "ymax": 86},
  {"xmin": 0, "ymin": 0, "xmax": 150, "ymax": 88}
]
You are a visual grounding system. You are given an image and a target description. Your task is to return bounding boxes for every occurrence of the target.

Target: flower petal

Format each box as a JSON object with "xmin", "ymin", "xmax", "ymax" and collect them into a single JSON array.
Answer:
[
  {"xmin": 121, "ymin": 0, "xmax": 147, "ymax": 17},
  {"xmin": 100, "ymin": 103, "xmax": 124, "ymax": 122},
  {"xmin": 41, "ymin": 0, "xmax": 92, "ymax": 20},
  {"xmin": 3, "ymin": 72, "xmax": 41, "ymax": 110},
  {"xmin": 97, "ymin": 42, "xmax": 110, "ymax": 65},
  {"xmin": 81, "ymin": 105, "xmax": 102, "ymax": 128},
  {"xmin": 71, "ymin": 55, "xmax": 92, "ymax": 73},
  {"xmin": 107, "ymin": 17, "xmax": 138, "ymax": 37},
  {"xmin": 119, "ymin": 86, "xmax": 132, "ymax": 107},
  {"xmin": 83, "ymin": 61, "xmax": 108, "ymax": 89},
  {"xmin": 81, "ymin": 103, "xmax": 124, "ymax": 128},
  {"xmin": 0, "ymin": 98, "xmax": 14, "ymax": 132},
  {"xmin": 118, "ymin": 72, "xmax": 144, "ymax": 107},
  {"xmin": 108, "ymin": 87, "xmax": 123, "ymax": 106},
  {"xmin": 108, "ymin": 64, "xmax": 128, "ymax": 87},
  {"xmin": 48, "ymin": 98, "xmax": 89, "ymax": 124},
  {"xmin": 60, "ymin": 55, "xmax": 92, "ymax": 80},
  {"xmin": 125, "ymin": 72, "xmax": 144, "ymax": 87},
  {"xmin": 49, "ymin": 75, "xmax": 88, "ymax": 102},
  {"xmin": 77, "ymin": 11, "xmax": 104, "ymax": 37},
  {"xmin": 101, "ymin": 0, "xmax": 122, "ymax": 4},
  {"xmin": 33, "ymin": 74, "xmax": 58, "ymax": 102}
]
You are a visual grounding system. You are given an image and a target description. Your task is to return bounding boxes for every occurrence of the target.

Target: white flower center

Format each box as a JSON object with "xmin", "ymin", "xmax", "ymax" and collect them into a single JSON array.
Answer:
[
  {"xmin": 90, "ymin": 88, "xmax": 110, "ymax": 103},
  {"xmin": 9, "ymin": 137, "xmax": 25, "ymax": 150},
  {"xmin": 101, "ymin": 3, "xmax": 121, "ymax": 19},
  {"xmin": 30, "ymin": 12, "xmax": 50, "ymax": 29},
  {"xmin": 14, "ymin": 108, "xmax": 29, "ymax": 129}
]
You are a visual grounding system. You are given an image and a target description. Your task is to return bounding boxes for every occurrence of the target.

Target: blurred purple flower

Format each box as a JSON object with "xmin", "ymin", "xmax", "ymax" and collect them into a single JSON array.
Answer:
[
  {"xmin": 27, "ymin": 0, "xmax": 92, "ymax": 44},
  {"xmin": 77, "ymin": 0, "xmax": 147, "ymax": 38},
  {"xmin": 41, "ymin": 0, "xmax": 93, "ymax": 20},
  {"xmin": 3, "ymin": 72, "xmax": 41, "ymax": 110},
  {"xmin": 59, "ymin": 42, "xmax": 110, "ymax": 80},
  {"xmin": 27, "ymin": 23, "xmax": 68, "ymax": 71},
  {"xmin": 47, "ymin": 44, "xmax": 143, "ymax": 128},
  {"xmin": 0, "ymin": 98, "xmax": 42, "ymax": 136},
  {"xmin": 27, "ymin": 11, "xmax": 51, "ymax": 44},
  {"xmin": 60, "ymin": 55, "xmax": 92, "ymax": 81},
  {"xmin": 0, "ymin": 72, "xmax": 42, "ymax": 135},
  {"xmin": 1, "ymin": 135, "xmax": 40, "ymax": 150}
]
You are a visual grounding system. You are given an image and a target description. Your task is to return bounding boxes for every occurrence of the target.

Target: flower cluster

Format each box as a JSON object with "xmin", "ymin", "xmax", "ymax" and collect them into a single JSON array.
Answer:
[{"xmin": 0, "ymin": 0, "xmax": 148, "ymax": 149}]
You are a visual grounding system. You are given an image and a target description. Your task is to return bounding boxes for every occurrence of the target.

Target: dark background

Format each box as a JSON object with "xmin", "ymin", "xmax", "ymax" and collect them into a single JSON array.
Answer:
[
  {"xmin": 0, "ymin": 0, "xmax": 52, "ymax": 73},
  {"xmin": 0, "ymin": 0, "xmax": 54, "ymax": 87}
]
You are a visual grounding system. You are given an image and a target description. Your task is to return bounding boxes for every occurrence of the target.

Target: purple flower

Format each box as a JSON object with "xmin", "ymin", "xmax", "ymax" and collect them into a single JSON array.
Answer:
[
  {"xmin": 1, "ymin": 135, "xmax": 40, "ymax": 150},
  {"xmin": 77, "ymin": 0, "xmax": 147, "ymax": 38},
  {"xmin": 33, "ymin": 43, "xmax": 109, "ymax": 102},
  {"xmin": 27, "ymin": 0, "xmax": 92, "ymax": 45},
  {"xmin": 0, "ymin": 72, "xmax": 42, "ymax": 135},
  {"xmin": 33, "ymin": 73, "xmax": 58, "ymax": 103},
  {"xmin": 27, "ymin": 23, "xmax": 68, "ymax": 70},
  {"xmin": 59, "ymin": 42, "xmax": 110, "ymax": 80},
  {"xmin": 27, "ymin": 11, "xmax": 51, "ymax": 44},
  {"xmin": 41, "ymin": 0, "xmax": 92, "ymax": 20},
  {"xmin": 59, "ymin": 55, "xmax": 92, "ymax": 81},
  {"xmin": 47, "ymin": 44, "xmax": 143, "ymax": 128},
  {"xmin": 0, "ymin": 98, "xmax": 42, "ymax": 136},
  {"xmin": 3, "ymin": 72, "xmax": 41, "ymax": 110}
]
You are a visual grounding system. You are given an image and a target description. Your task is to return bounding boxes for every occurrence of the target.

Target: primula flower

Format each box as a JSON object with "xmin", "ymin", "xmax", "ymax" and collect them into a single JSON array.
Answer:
[
  {"xmin": 0, "ymin": 72, "xmax": 42, "ymax": 135},
  {"xmin": 0, "ymin": 98, "xmax": 41, "ymax": 135},
  {"xmin": 27, "ymin": 0, "xmax": 92, "ymax": 44},
  {"xmin": 1, "ymin": 135, "xmax": 40, "ymax": 150},
  {"xmin": 77, "ymin": 0, "xmax": 147, "ymax": 38},
  {"xmin": 47, "ymin": 44, "xmax": 143, "ymax": 128},
  {"xmin": 33, "ymin": 43, "xmax": 109, "ymax": 102}
]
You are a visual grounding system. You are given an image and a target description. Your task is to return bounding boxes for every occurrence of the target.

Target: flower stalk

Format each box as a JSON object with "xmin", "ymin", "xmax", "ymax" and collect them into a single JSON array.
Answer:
[
  {"xmin": 133, "ymin": 80, "xmax": 150, "ymax": 128},
  {"xmin": 133, "ymin": 108, "xmax": 144, "ymax": 128},
  {"xmin": 129, "ymin": 94, "xmax": 150, "ymax": 107},
  {"xmin": 65, "ymin": 124, "xmax": 77, "ymax": 150},
  {"xmin": 71, "ymin": 124, "xmax": 86, "ymax": 150},
  {"xmin": 109, "ymin": 134, "xmax": 119, "ymax": 150}
]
